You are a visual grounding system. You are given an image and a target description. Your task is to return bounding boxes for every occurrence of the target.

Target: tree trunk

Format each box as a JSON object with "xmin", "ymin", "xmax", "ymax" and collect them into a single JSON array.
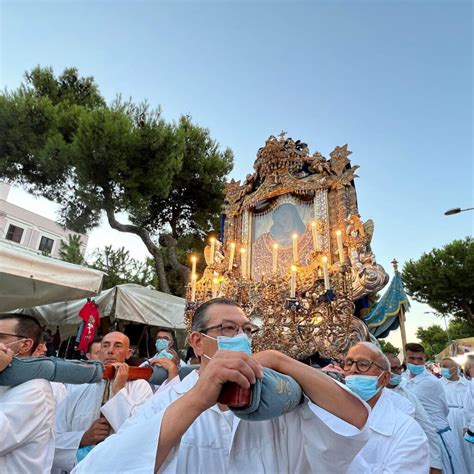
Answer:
[
  {"xmin": 104, "ymin": 204, "xmax": 171, "ymax": 294},
  {"xmin": 460, "ymin": 302, "xmax": 474, "ymax": 325},
  {"xmin": 159, "ymin": 233, "xmax": 191, "ymax": 283}
]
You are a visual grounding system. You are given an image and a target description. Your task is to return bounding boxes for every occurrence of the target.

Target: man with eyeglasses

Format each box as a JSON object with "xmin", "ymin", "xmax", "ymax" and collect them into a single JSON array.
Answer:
[
  {"xmin": 385, "ymin": 352, "xmax": 442, "ymax": 473},
  {"xmin": 0, "ymin": 313, "xmax": 56, "ymax": 473},
  {"xmin": 341, "ymin": 341, "xmax": 429, "ymax": 473},
  {"xmin": 404, "ymin": 342, "xmax": 468, "ymax": 474},
  {"xmin": 74, "ymin": 297, "xmax": 370, "ymax": 474}
]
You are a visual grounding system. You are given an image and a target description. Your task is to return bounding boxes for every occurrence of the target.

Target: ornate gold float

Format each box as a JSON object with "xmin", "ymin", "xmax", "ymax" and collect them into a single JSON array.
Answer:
[{"xmin": 185, "ymin": 132, "xmax": 388, "ymax": 359}]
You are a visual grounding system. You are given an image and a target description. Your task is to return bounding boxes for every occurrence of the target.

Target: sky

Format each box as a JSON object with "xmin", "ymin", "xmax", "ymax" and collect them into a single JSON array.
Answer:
[{"xmin": 0, "ymin": 0, "xmax": 472, "ymax": 349}]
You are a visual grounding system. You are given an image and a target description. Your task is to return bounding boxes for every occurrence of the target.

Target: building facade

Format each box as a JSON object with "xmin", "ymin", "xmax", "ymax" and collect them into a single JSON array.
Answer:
[{"xmin": 0, "ymin": 182, "xmax": 88, "ymax": 258}]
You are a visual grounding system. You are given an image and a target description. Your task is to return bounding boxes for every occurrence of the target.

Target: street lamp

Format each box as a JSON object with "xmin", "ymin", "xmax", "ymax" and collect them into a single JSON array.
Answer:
[
  {"xmin": 424, "ymin": 311, "xmax": 451, "ymax": 341},
  {"xmin": 444, "ymin": 207, "xmax": 474, "ymax": 216}
]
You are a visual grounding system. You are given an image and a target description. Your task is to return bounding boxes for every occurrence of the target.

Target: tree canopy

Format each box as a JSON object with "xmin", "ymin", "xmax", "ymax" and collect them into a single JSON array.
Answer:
[
  {"xmin": 378, "ymin": 340, "xmax": 400, "ymax": 356},
  {"xmin": 0, "ymin": 66, "xmax": 233, "ymax": 293},
  {"xmin": 402, "ymin": 237, "xmax": 474, "ymax": 325}
]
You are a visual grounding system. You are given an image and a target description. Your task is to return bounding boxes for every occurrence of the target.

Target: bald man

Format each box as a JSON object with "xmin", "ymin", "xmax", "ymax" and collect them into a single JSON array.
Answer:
[
  {"xmin": 344, "ymin": 342, "xmax": 429, "ymax": 473},
  {"xmin": 53, "ymin": 332, "xmax": 153, "ymax": 473}
]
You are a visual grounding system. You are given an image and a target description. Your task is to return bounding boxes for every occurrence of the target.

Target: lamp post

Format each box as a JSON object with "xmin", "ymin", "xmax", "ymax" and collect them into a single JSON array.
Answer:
[
  {"xmin": 444, "ymin": 207, "xmax": 474, "ymax": 216},
  {"xmin": 424, "ymin": 310, "xmax": 451, "ymax": 341}
]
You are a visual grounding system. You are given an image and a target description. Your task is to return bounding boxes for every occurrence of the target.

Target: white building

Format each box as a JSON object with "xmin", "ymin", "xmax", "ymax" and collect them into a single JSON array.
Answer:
[{"xmin": 0, "ymin": 182, "xmax": 88, "ymax": 258}]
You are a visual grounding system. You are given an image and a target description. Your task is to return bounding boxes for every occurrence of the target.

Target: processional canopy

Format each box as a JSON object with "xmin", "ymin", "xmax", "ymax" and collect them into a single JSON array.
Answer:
[{"xmin": 186, "ymin": 133, "xmax": 388, "ymax": 359}]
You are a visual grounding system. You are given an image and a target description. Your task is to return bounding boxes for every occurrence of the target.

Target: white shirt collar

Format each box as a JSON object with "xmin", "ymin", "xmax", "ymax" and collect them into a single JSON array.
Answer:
[{"xmin": 369, "ymin": 389, "xmax": 397, "ymax": 437}]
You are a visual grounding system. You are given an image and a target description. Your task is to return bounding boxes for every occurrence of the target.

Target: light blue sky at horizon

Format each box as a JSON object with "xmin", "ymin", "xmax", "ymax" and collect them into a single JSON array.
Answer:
[{"xmin": 1, "ymin": 0, "xmax": 472, "ymax": 346}]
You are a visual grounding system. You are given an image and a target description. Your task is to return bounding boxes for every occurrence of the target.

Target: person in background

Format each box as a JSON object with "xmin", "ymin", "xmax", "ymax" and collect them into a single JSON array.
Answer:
[
  {"xmin": 85, "ymin": 339, "xmax": 102, "ymax": 361},
  {"xmin": 385, "ymin": 352, "xmax": 442, "ymax": 473},
  {"xmin": 53, "ymin": 331, "xmax": 153, "ymax": 473},
  {"xmin": 463, "ymin": 356, "xmax": 474, "ymax": 382},
  {"xmin": 440, "ymin": 357, "xmax": 472, "ymax": 471},
  {"xmin": 405, "ymin": 342, "xmax": 468, "ymax": 474},
  {"xmin": 0, "ymin": 314, "xmax": 56, "ymax": 473},
  {"xmin": 342, "ymin": 342, "xmax": 429, "ymax": 473}
]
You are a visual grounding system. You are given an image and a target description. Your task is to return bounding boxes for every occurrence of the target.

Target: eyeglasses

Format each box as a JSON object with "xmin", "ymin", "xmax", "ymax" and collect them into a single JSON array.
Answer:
[
  {"xmin": 341, "ymin": 358, "xmax": 386, "ymax": 373},
  {"xmin": 0, "ymin": 332, "xmax": 28, "ymax": 339},
  {"xmin": 201, "ymin": 320, "xmax": 260, "ymax": 338},
  {"xmin": 390, "ymin": 365, "xmax": 403, "ymax": 374}
]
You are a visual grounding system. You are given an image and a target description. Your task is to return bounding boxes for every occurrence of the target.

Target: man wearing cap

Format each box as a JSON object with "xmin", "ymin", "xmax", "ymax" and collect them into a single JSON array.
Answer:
[{"xmin": 74, "ymin": 298, "xmax": 370, "ymax": 473}]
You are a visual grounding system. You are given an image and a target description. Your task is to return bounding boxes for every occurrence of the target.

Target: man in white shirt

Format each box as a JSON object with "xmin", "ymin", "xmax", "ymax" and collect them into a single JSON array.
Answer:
[
  {"xmin": 53, "ymin": 331, "xmax": 153, "ymax": 473},
  {"xmin": 404, "ymin": 342, "xmax": 468, "ymax": 474},
  {"xmin": 73, "ymin": 298, "xmax": 370, "ymax": 473},
  {"xmin": 440, "ymin": 357, "xmax": 472, "ymax": 471},
  {"xmin": 0, "ymin": 313, "xmax": 56, "ymax": 474},
  {"xmin": 385, "ymin": 352, "xmax": 442, "ymax": 473},
  {"xmin": 341, "ymin": 342, "xmax": 429, "ymax": 473}
]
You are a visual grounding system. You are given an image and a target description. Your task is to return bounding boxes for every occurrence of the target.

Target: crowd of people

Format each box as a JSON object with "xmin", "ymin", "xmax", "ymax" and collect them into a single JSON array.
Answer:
[{"xmin": 0, "ymin": 298, "xmax": 473, "ymax": 473}]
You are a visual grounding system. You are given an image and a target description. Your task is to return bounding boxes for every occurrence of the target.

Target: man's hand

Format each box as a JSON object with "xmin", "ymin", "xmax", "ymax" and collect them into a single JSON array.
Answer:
[
  {"xmin": 190, "ymin": 350, "xmax": 264, "ymax": 412},
  {"xmin": 0, "ymin": 343, "xmax": 13, "ymax": 372},
  {"xmin": 79, "ymin": 417, "xmax": 111, "ymax": 446},
  {"xmin": 148, "ymin": 357, "xmax": 179, "ymax": 380},
  {"xmin": 111, "ymin": 363, "xmax": 129, "ymax": 395}
]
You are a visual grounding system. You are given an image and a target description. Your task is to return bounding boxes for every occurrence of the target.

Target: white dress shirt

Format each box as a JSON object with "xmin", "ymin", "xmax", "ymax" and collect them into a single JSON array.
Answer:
[
  {"xmin": 0, "ymin": 379, "xmax": 55, "ymax": 474},
  {"xmin": 391, "ymin": 384, "xmax": 442, "ymax": 469},
  {"xmin": 406, "ymin": 370, "xmax": 468, "ymax": 474},
  {"xmin": 73, "ymin": 370, "xmax": 370, "ymax": 474},
  {"xmin": 441, "ymin": 376, "xmax": 472, "ymax": 470},
  {"xmin": 352, "ymin": 388, "xmax": 429, "ymax": 473},
  {"xmin": 54, "ymin": 379, "xmax": 152, "ymax": 472}
]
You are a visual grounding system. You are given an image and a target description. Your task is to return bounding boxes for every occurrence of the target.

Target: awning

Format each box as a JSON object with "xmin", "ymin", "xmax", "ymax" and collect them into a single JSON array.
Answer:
[{"xmin": 0, "ymin": 240, "xmax": 104, "ymax": 312}]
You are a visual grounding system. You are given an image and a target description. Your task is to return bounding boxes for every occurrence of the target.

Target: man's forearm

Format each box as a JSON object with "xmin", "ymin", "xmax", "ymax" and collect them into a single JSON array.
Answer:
[
  {"xmin": 276, "ymin": 355, "xmax": 368, "ymax": 429},
  {"xmin": 154, "ymin": 389, "xmax": 204, "ymax": 472}
]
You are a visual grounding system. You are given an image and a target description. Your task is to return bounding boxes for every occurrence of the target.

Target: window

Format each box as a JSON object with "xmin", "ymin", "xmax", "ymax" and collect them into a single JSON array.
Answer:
[
  {"xmin": 5, "ymin": 224, "xmax": 24, "ymax": 243},
  {"xmin": 39, "ymin": 236, "xmax": 54, "ymax": 254}
]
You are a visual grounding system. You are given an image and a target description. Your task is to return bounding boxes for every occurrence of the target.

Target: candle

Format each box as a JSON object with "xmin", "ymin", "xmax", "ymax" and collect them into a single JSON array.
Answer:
[
  {"xmin": 292, "ymin": 233, "xmax": 298, "ymax": 263},
  {"xmin": 311, "ymin": 222, "xmax": 318, "ymax": 251},
  {"xmin": 212, "ymin": 277, "xmax": 219, "ymax": 298},
  {"xmin": 290, "ymin": 265, "xmax": 296, "ymax": 298},
  {"xmin": 228, "ymin": 242, "xmax": 236, "ymax": 272},
  {"xmin": 240, "ymin": 247, "xmax": 247, "ymax": 278},
  {"xmin": 209, "ymin": 237, "xmax": 216, "ymax": 264},
  {"xmin": 272, "ymin": 243, "xmax": 279, "ymax": 272},
  {"xmin": 322, "ymin": 256, "xmax": 330, "ymax": 290},
  {"xmin": 336, "ymin": 230, "xmax": 344, "ymax": 264},
  {"xmin": 190, "ymin": 255, "xmax": 197, "ymax": 275},
  {"xmin": 190, "ymin": 273, "xmax": 197, "ymax": 302}
]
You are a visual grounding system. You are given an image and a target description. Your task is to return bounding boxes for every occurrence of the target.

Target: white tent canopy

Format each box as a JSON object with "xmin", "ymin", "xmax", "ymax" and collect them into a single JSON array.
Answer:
[
  {"xmin": 0, "ymin": 240, "xmax": 104, "ymax": 312},
  {"xmin": 18, "ymin": 283, "xmax": 186, "ymax": 330}
]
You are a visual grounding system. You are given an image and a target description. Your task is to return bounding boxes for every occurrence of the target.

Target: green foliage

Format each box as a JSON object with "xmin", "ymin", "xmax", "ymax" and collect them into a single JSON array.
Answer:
[
  {"xmin": 448, "ymin": 318, "xmax": 474, "ymax": 340},
  {"xmin": 416, "ymin": 325, "xmax": 448, "ymax": 360},
  {"xmin": 59, "ymin": 235, "xmax": 85, "ymax": 265},
  {"xmin": 90, "ymin": 246, "xmax": 155, "ymax": 290},
  {"xmin": 378, "ymin": 339, "xmax": 400, "ymax": 356},
  {"xmin": 402, "ymin": 237, "xmax": 474, "ymax": 324},
  {"xmin": 0, "ymin": 66, "xmax": 233, "ymax": 293}
]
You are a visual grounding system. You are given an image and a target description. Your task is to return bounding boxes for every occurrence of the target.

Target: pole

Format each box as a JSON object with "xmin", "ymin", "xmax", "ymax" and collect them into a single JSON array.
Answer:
[{"xmin": 399, "ymin": 304, "xmax": 407, "ymax": 362}]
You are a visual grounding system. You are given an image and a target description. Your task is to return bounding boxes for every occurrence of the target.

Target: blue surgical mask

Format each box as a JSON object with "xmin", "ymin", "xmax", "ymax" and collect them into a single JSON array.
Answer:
[
  {"xmin": 155, "ymin": 338, "xmax": 170, "ymax": 352},
  {"xmin": 345, "ymin": 374, "xmax": 384, "ymax": 401},
  {"xmin": 440, "ymin": 368, "xmax": 452, "ymax": 379},
  {"xmin": 202, "ymin": 332, "xmax": 252, "ymax": 356},
  {"xmin": 407, "ymin": 363, "xmax": 425, "ymax": 375},
  {"xmin": 389, "ymin": 373, "xmax": 402, "ymax": 386},
  {"xmin": 156, "ymin": 349, "xmax": 174, "ymax": 360}
]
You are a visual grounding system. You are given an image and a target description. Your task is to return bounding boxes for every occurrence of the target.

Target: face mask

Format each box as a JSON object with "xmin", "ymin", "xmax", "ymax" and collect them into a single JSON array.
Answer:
[
  {"xmin": 389, "ymin": 373, "xmax": 402, "ymax": 386},
  {"xmin": 201, "ymin": 332, "xmax": 252, "ymax": 357},
  {"xmin": 407, "ymin": 363, "xmax": 425, "ymax": 375},
  {"xmin": 440, "ymin": 368, "xmax": 454, "ymax": 378},
  {"xmin": 155, "ymin": 338, "xmax": 170, "ymax": 352},
  {"xmin": 345, "ymin": 374, "xmax": 384, "ymax": 401},
  {"xmin": 156, "ymin": 349, "xmax": 174, "ymax": 360}
]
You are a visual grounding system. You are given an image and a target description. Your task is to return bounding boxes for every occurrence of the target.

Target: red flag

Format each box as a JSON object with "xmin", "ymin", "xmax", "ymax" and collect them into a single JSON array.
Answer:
[{"xmin": 77, "ymin": 301, "xmax": 100, "ymax": 353}]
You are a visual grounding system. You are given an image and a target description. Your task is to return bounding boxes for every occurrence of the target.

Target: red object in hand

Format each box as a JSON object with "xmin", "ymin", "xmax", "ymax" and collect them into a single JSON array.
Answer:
[
  {"xmin": 102, "ymin": 365, "xmax": 153, "ymax": 380},
  {"xmin": 217, "ymin": 382, "xmax": 252, "ymax": 408}
]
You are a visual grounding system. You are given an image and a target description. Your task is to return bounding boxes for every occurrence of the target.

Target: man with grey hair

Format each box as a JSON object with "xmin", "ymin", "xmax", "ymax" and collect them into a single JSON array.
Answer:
[{"xmin": 343, "ymin": 341, "xmax": 430, "ymax": 473}]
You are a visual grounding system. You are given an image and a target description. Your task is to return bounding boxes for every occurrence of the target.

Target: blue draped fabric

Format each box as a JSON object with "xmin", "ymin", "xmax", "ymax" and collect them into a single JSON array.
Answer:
[{"xmin": 363, "ymin": 272, "xmax": 410, "ymax": 339}]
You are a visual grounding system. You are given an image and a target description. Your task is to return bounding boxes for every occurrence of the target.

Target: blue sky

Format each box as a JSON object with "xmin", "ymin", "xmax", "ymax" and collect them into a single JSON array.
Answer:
[{"xmin": 1, "ymin": 0, "xmax": 472, "ymax": 347}]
